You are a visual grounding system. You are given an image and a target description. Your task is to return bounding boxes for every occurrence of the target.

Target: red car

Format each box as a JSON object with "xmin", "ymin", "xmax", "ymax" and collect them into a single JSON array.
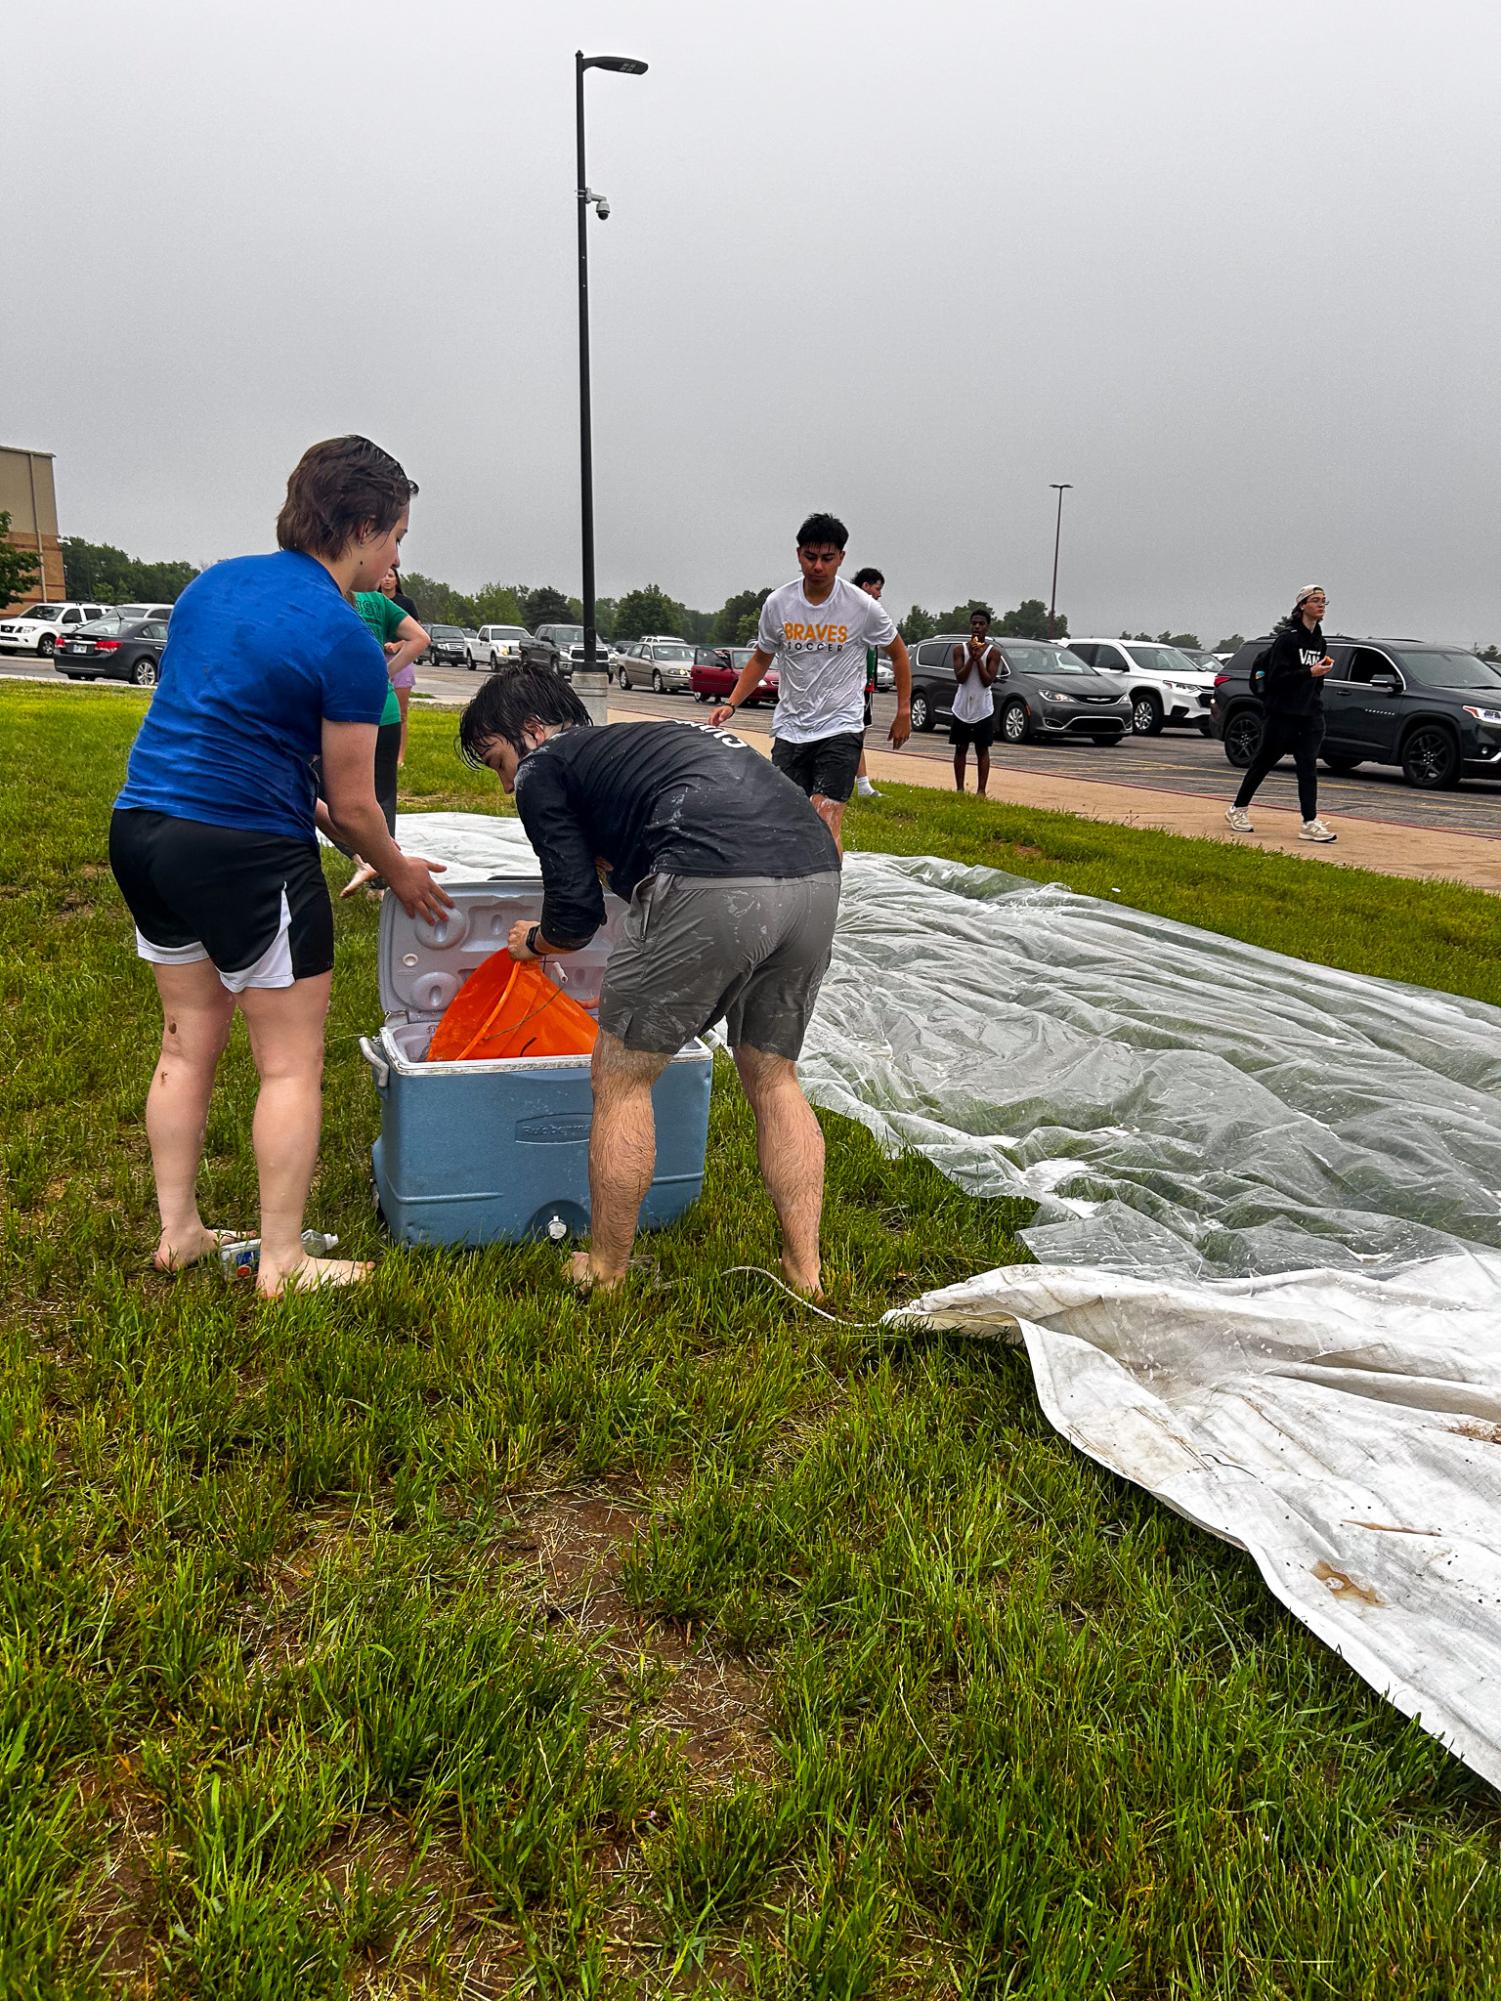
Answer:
[{"xmin": 689, "ymin": 645, "xmax": 779, "ymax": 705}]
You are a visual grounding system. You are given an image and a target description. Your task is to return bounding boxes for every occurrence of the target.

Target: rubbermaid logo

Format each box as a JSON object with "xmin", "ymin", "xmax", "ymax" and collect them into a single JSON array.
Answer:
[{"xmin": 515, "ymin": 1115, "xmax": 592, "ymax": 1143}]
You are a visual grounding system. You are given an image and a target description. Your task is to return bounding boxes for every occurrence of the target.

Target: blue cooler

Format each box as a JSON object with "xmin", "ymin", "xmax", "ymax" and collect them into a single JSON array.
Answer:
[{"xmin": 360, "ymin": 878, "xmax": 712, "ymax": 1246}]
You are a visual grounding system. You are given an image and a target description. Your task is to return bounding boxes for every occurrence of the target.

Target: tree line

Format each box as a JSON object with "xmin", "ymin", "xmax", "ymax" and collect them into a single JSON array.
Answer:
[{"xmin": 40, "ymin": 532, "xmax": 1501, "ymax": 662}]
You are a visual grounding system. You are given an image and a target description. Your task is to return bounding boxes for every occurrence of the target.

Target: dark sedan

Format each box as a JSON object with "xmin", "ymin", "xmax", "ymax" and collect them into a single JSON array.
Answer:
[
  {"xmin": 54, "ymin": 614, "xmax": 170, "ymax": 688},
  {"xmin": 907, "ymin": 634, "xmax": 1131, "ymax": 742}
]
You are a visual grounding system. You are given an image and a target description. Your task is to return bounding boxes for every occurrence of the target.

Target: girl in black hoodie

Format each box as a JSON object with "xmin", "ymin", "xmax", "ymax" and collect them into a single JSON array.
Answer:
[{"xmin": 1224, "ymin": 585, "xmax": 1336, "ymax": 842}]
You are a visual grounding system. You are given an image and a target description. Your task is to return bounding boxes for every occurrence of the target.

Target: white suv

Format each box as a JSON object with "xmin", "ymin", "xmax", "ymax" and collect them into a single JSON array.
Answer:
[
  {"xmin": 465, "ymin": 624, "xmax": 531, "ymax": 671},
  {"xmin": 1065, "ymin": 638, "xmax": 1216, "ymax": 735},
  {"xmin": 0, "ymin": 601, "xmax": 113, "ymax": 657}
]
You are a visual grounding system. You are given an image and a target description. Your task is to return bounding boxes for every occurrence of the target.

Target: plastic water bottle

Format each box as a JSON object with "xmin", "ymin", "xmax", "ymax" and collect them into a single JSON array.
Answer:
[{"xmin": 219, "ymin": 1229, "xmax": 340, "ymax": 1277}]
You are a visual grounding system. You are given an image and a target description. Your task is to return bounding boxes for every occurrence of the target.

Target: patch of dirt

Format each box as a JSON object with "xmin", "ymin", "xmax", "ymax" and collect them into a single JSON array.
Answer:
[
  {"xmin": 493, "ymin": 1487, "xmax": 777, "ymax": 1786},
  {"xmin": 316, "ymin": 1813, "xmax": 525, "ymax": 1996},
  {"xmin": 1452, "ymin": 1420, "xmax": 1501, "ymax": 1448},
  {"xmin": 235, "ymin": 1498, "xmax": 369, "ymax": 1672},
  {"xmin": 69, "ymin": 1764, "xmax": 166, "ymax": 1984}
]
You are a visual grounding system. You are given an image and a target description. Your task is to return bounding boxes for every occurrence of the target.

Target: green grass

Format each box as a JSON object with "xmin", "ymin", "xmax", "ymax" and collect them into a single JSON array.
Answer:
[{"xmin": 2, "ymin": 683, "xmax": 1499, "ymax": 1998}]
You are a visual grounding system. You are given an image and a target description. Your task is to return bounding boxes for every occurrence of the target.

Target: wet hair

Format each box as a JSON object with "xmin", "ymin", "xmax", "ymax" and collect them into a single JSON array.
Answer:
[
  {"xmin": 852, "ymin": 566, "xmax": 884, "ymax": 588},
  {"xmin": 796, "ymin": 512, "xmax": 848, "ymax": 550},
  {"xmin": 458, "ymin": 665, "xmax": 592, "ymax": 765},
  {"xmin": 275, "ymin": 436, "xmax": 418, "ymax": 561}
]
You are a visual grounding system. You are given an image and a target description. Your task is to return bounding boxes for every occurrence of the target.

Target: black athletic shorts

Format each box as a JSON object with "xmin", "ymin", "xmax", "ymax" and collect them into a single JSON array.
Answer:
[
  {"xmin": 771, "ymin": 730, "xmax": 865, "ymax": 805},
  {"xmin": 948, "ymin": 714, "xmax": 996, "ymax": 750},
  {"xmin": 109, "ymin": 808, "xmax": 334, "ymax": 991}
]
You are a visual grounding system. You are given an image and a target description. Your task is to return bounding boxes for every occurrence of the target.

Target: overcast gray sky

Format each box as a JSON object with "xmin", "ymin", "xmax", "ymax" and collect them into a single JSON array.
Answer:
[{"xmin": 7, "ymin": 0, "xmax": 1499, "ymax": 645}]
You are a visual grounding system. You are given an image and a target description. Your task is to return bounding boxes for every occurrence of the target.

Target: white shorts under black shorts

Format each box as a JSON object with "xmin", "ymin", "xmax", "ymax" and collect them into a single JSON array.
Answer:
[{"xmin": 108, "ymin": 808, "xmax": 335, "ymax": 992}]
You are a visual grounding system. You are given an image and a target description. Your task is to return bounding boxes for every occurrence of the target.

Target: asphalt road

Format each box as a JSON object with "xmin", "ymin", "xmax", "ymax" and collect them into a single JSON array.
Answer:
[{"xmin": 9, "ymin": 651, "xmax": 1501, "ymax": 838}]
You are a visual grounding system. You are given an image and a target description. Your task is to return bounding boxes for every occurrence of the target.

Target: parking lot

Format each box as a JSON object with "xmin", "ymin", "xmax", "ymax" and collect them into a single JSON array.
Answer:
[{"xmin": 9, "ymin": 650, "xmax": 1501, "ymax": 840}]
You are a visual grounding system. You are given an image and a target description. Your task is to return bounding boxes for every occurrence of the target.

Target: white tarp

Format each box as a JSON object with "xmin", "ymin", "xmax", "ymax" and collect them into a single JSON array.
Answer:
[{"xmin": 395, "ymin": 815, "xmax": 1501, "ymax": 1786}]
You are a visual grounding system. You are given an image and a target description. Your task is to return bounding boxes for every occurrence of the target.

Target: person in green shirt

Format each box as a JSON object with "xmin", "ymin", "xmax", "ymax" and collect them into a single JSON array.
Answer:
[{"xmin": 339, "ymin": 586, "xmax": 427, "ymax": 893}]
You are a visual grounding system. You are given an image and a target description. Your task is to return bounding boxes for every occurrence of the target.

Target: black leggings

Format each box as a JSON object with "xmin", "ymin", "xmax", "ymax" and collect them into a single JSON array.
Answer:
[{"xmin": 1234, "ymin": 711, "xmax": 1323, "ymax": 821}]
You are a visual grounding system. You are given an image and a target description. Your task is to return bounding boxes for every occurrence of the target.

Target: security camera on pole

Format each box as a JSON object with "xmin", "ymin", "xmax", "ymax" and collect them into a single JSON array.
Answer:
[{"xmin": 574, "ymin": 49, "xmax": 648, "ymax": 725}]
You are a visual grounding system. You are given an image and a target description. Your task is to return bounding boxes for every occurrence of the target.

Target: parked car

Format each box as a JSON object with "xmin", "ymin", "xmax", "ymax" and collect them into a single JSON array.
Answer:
[
  {"xmin": 424, "ymin": 623, "xmax": 469, "ymax": 668},
  {"xmin": 0, "ymin": 601, "xmax": 112, "ymax": 656},
  {"xmin": 690, "ymin": 646, "xmax": 779, "ymax": 705},
  {"xmin": 1064, "ymin": 638, "xmax": 1217, "ymax": 735},
  {"xmin": 53, "ymin": 614, "xmax": 170, "ymax": 688},
  {"xmin": 874, "ymin": 656, "xmax": 895, "ymax": 692},
  {"xmin": 616, "ymin": 638, "xmax": 695, "ymax": 693},
  {"xmin": 1212, "ymin": 635, "xmax": 1501, "ymax": 790},
  {"xmin": 1180, "ymin": 648, "xmax": 1224, "ymax": 673},
  {"xmin": 466, "ymin": 623, "xmax": 531, "ymax": 672},
  {"xmin": 906, "ymin": 635, "xmax": 1131, "ymax": 742},
  {"xmin": 112, "ymin": 601, "xmax": 175, "ymax": 623}
]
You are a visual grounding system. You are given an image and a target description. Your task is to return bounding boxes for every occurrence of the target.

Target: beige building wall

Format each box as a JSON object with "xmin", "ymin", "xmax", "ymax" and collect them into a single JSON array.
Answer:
[{"xmin": 0, "ymin": 447, "xmax": 65, "ymax": 613}]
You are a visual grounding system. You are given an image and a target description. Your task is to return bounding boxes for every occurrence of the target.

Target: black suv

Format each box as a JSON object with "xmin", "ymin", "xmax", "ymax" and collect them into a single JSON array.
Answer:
[{"xmin": 1212, "ymin": 636, "xmax": 1501, "ymax": 790}]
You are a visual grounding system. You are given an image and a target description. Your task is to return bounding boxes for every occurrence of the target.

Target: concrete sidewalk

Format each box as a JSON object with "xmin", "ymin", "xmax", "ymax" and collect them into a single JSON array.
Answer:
[{"xmin": 851, "ymin": 740, "xmax": 1501, "ymax": 895}]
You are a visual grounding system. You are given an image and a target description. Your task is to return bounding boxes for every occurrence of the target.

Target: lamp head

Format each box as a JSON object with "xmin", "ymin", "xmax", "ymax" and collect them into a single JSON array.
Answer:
[{"xmin": 582, "ymin": 54, "xmax": 649, "ymax": 74}]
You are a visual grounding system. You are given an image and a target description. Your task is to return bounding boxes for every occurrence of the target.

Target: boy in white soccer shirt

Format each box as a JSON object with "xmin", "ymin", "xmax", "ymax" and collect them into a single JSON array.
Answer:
[{"xmin": 711, "ymin": 512, "xmax": 911, "ymax": 848}]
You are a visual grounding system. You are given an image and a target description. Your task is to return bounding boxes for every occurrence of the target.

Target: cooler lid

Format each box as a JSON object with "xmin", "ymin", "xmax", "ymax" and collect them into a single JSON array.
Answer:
[{"xmin": 376, "ymin": 877, "xmax": 623, "ymax": 1022}]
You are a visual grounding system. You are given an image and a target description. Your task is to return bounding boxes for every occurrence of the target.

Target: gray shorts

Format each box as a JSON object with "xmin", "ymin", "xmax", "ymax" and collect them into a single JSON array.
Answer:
[{"xmin": 599, "ymin": 871, "xmax": 841, "ymax": 1058}]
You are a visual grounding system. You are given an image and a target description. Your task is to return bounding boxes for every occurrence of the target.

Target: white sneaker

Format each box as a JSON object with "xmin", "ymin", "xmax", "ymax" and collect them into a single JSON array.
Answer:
[
  {"xmin": 1300, "ymin": 817, "xmax": 1337, "ymax": 843},
  {"xmin": 1224, "ymin": 806, "xmax": 1253, "ymax": 832},
  {"xmin": 856, "ymin": 778, "xmax": 880, "ymax": 798}
]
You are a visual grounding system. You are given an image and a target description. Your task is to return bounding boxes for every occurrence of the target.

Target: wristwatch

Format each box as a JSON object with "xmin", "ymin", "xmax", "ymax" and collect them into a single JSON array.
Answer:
[{"xmin": 524, "ymin": 924, "xmax": 544, "ymax": 956}]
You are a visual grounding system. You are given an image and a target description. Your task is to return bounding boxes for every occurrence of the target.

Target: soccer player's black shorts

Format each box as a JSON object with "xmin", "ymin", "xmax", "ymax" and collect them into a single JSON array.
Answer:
[
  {"xmin": 109, "ymin": 808, "xmax": 334, "ymax": 991},
  {"xmin": 771, "ymin": 730, "xmax": 865, "ymax": 804},
  {"xmin": 948, "ymin": 714, "xmax": 996, "ymax": 750}
]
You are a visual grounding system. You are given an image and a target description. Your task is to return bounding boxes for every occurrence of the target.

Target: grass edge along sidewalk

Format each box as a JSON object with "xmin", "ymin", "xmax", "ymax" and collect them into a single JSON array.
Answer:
[{"xmin": 3, "ymin": 685, "xmax": 1501, "ymax": 1997}]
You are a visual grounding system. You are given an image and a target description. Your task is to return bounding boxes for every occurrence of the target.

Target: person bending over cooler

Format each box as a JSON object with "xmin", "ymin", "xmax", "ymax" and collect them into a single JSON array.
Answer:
[
  {"xmin": 711, "ymin": 512, "xmax": 911, "ymax": 850},
  {"xmin": 460, "ymin": 667, "xmax": 841, "ymax": 1297}
]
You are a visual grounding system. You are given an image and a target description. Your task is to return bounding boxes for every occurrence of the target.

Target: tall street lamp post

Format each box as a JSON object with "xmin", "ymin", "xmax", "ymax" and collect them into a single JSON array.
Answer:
[
  {"xmin": 1048, "ymin": 482, "xmax": 1072, "ymax": 642},
  {"xmin": 575, "ymin": 49, "xmax": 647, "ymax": 724}
]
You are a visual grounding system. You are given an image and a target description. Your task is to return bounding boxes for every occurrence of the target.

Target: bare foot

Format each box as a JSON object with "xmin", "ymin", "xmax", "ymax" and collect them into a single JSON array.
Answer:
[
  {"xmin": 340, "ymin": 859, "xmax": 379, "ymax": 900},
  {"xmin": 257, "ymin": 1254, "xmax": 374, "ymax": 1298},
  {"xmin": 153, "ymin": 1225, "xmax": 241, "ymax": 1273},
  {"xmin": 780, "ymin": 1255, "xmax": 825, "ymax": 1304},
  {"xmin": 568, "ymin": 1250, "xmax": 624, "ymax": 1294}
]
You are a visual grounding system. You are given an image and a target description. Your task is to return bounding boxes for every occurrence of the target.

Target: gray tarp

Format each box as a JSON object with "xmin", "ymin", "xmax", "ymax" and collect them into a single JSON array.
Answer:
[{"xmin": 395, "ymin": 816, "xmax": 1501, "ymax": 1787}]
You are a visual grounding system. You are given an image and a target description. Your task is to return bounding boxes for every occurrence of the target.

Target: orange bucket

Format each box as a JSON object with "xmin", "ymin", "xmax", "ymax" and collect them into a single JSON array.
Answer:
[{"xmin": 425, "ymin": 950, "xmax": 598, "ymax": 1063}]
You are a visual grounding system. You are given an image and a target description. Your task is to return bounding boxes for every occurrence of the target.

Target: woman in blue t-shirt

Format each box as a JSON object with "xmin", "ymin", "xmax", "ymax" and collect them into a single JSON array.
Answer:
[{"xmin": 109, "ymin": 435, "xmax": 452, "ymax": 1296}]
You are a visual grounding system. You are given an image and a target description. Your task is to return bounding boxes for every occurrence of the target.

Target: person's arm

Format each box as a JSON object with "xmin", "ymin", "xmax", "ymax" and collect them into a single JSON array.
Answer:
[
  {"xmin": 505, "ymin": 754, "xmax": 606, "ymax": 960},
  {"xmin": 319, "ymin": 719, "xmax": 451, "ymax": 919},
  {"xmin": 884, "ymin": 633, "xmax": 911, "ymax": 748},
  {"xmin": 978, "ymin": 645, "xmax": 1000, "ymax": 686},
  {"xmin": 954, "ymin": 643, "xmax": 973, "ymax": 683},
  {"xmin": 709, "ymin": 647, "xmax": 774, "ymax": 725},
  {"xmin": 385, "ymin": 614, "xmax": 427, "ymax": 680}
]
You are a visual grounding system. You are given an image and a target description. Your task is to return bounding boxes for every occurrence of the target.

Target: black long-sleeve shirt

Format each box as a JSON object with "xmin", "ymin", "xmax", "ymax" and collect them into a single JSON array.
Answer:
[
  {"xmin": 512, "ymin": 720, "xmax": 838, "ymax": 948},
  {"xmin": 1264, "ymin": 620, "xmax": 1327, "ymax": 717}
]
